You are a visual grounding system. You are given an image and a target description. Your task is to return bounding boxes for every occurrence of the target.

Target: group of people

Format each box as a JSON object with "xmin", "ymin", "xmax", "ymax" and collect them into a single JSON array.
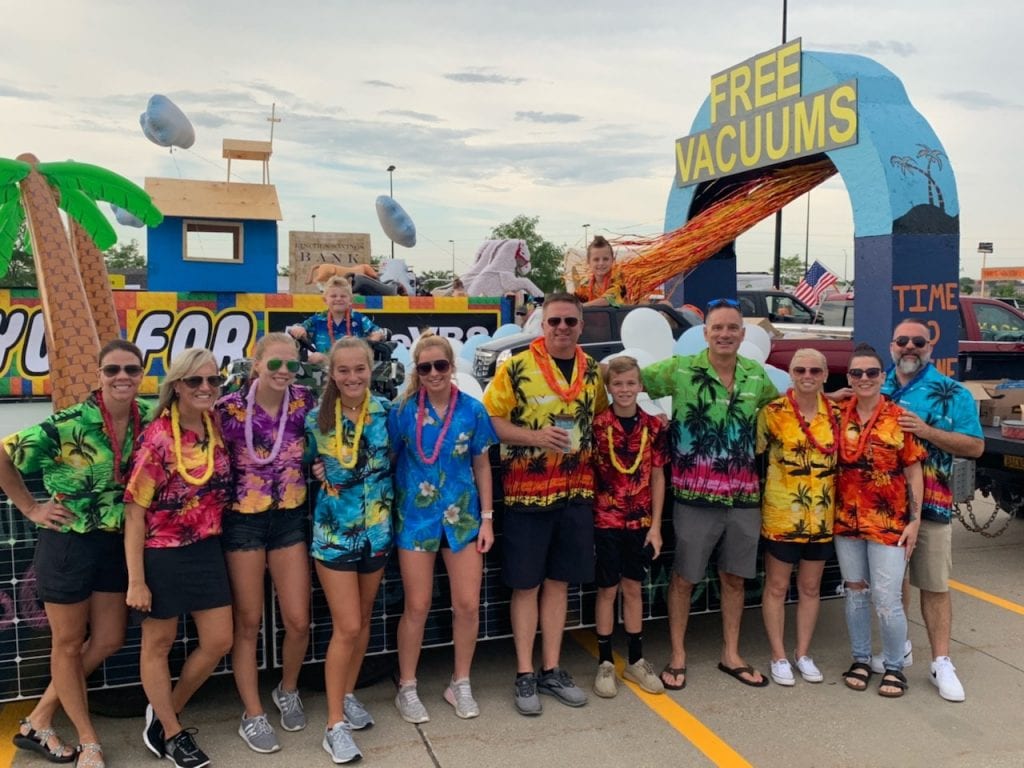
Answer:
[{"xmin": 1, "ymin": 282, "xmax": 983, "ymax": 767}]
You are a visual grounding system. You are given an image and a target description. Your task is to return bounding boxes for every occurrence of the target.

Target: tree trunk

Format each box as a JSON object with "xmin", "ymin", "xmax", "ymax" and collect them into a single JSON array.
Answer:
[{"xmin": 70, "ymin": 219, "xmax": 121, "ymax": 344}]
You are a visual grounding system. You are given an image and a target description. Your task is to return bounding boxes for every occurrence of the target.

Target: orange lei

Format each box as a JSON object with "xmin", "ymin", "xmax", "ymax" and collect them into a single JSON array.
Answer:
[
  {"xmin": 326, "ymin": 309, "xmax": 353, "ymax": 345},
  {"xmin": 529, "ymin": 338, "xmax": 586, "ymax": 403},
  {"xmin": 839, "ymin": 397, "xmax": 884, "ymax": 464}
]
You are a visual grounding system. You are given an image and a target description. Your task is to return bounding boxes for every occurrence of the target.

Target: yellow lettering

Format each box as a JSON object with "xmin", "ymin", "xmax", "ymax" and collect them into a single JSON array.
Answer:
[
  {"xmin": 765, "ymin": 109, "xmax": 790, "ymax": 160},
  {"xmin": 715, "ymin": 124, "xmax": 738, "ymax": 173},
  {"xmin": 739, "ymin": 115, "xmax": 762, "ymax": 167},
  {"xmin": 794, "ymin": 95, "xmax": 826, "ymax": 153},
  {"xmin": 777, "ymin": 40, "xmax": 802, "ymax": 99},
  {"xmin": 694, "ymin": 134, "xmax": 716, "ymax": 179},
  {"xmin": 754, "ymin": 52, "xmax": 777, "ymax": 108},
  {"xmin": 729, "ymin": 66, "xmax": 753, "ymax": 118},
  {"xmin": 828, "ymin": 85, "xmax": 858, "ymax": 143},
  {"xmin": 710, "ymin": 73, "xmax": 728, "ymax": 124},
  {"xmin": 675, "ymin": 138, "xmax": 697, "ymax": 183}
]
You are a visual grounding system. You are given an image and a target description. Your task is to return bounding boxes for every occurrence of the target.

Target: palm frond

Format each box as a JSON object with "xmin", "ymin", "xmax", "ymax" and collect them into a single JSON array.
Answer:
[
  {"xmin": 57, "ymin": 187, "xmax": 118, "ymax": 250},
  {"xmin": 0, "ymin": 196, "xmax": 25, "ymax": 276},
  {"xmin": 37, "ymin": 161, "xmax": 163, "ymax": 227},
  {"xmin": 0, "ymin": 158, "xmax": 30, "ymax": 187}
]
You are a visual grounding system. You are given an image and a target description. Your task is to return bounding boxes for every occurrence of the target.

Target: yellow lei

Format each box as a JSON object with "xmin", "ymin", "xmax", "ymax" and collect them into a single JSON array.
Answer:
[
  {"xmin": 334, "ymin": 394, "xmax": 370, "ymax": 469},
  {"xmin": 171, "ymin": 403, "xmax": 217, "ymax": 486},
  {"xmin": 606, "ymin": 424, "xmax": 648, "ymax": 475}
]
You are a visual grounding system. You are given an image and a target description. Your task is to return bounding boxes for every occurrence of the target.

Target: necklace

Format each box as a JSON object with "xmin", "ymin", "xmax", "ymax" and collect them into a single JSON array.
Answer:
[
  {"xmin": 839, "ymin": 397, "xmax": 884, "ymax": 464},
  {"xmin": 171, "ymin": 403, "xmax": 217, "ymax": 486},
  {"xmin": 244, "ymin": 380, "xmax": 290, "ymax": 465},
  {"xmin": 888, "ymin": 362, "xmax": 931, "ymax": 403},
  {"xmin": 530, "ymin": 338, "xmax": 586, "ymax": 403},
  {"xmin": 606, "ymin": 424, "xmax": 648, "ymax": 474},
  {"xmin": 326, "ymin": 309, "xmax": 353, "ymax": 345},
  {"xmin": 96, "ymin": 390, "xmax": 142, "ymax": 484},
  {"xmin": 416, "ymin": 385, "xmax": 458, "ymax": 465},
  {"xmin": 334, "ymin": 393, "xmax": 369, "ymax": 469},
  {"xmin": 786, "ymin": 389, "xmax": 838, "ymax": 456}
]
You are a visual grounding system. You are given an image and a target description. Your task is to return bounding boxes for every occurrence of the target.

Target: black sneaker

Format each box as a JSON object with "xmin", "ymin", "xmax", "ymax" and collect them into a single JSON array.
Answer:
[
  {"xmin": 142, "ymin": 704, "xmax": 165, "ymax": 758},
  {"xmin": 164, "ymin": 728, "xmax": 210, "ymax": 768}
]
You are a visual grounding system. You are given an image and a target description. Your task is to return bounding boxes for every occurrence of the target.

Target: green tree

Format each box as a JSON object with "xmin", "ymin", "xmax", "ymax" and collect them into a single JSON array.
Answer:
[
  {"xmin": 780, "ymin": 255, "xmax": 805, "ymax": 288},
  {"xmin": 104, "ymin": 239, "xmax": 146, "ymax": 269},
  {"xmin": 960, "ymin": 276, "xmax": 974, "ymax": 296},
  {"xmin": 490, "ymin": 215, "xmax": 564, "ymax": 294},
  {"xmin": 0, "ymin": 225, "xmax": 35, "ymax": 287},
  {"xmin": 990, "ymin": 282, "xmax": 1019, "ymax": 298}
]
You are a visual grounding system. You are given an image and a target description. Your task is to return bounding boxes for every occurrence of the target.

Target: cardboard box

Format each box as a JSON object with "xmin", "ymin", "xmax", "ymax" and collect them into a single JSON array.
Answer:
[
  {"xmin": 975, "ymin": 381, "xmax": 1024, "ymax": 426},
  {"xmin": 745, "ymin": 317, "xmax": 783, "ymax": 339}
]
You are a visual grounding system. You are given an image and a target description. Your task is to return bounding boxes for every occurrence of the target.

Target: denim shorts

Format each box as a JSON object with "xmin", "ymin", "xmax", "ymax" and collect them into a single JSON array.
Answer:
[
  {"xmin": 222, "ymin": 507, "xmax": 309, "ymax": 553},
  {"xmin": 33, "ymin": 529, "xmax": 128, "ymax": 604}
]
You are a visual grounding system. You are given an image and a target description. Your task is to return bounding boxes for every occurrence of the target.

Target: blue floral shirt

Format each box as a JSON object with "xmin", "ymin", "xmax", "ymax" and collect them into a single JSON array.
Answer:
[
  {"xmin": 301, "ymin": 311, "xmax": 381, "ymax": 352},
  {"xmin": 306, "ymin": 396, "xmax": 393, "ymax": 561},
  {"xmin": 388, "ymin": 392, "xmax": 497, "ymax": 552}
]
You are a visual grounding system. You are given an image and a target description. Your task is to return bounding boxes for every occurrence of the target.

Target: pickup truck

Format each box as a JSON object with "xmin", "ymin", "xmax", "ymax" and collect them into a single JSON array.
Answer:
[{"xmin": 737, "ymin": 290, "xmax": 821, "ymax": 325}]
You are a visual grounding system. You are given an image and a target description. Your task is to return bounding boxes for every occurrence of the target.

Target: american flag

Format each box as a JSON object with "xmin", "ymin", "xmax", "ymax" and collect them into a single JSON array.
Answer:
[{"xmin": 793, "ymin": 260, "xmax": 838, "ymax": 307}]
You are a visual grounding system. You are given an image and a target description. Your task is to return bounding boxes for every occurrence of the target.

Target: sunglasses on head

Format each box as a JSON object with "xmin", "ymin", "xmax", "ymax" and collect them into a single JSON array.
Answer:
[
  {"xmin": 100, "ymin": 364, "xmax": 143, "ymax": 377},
  {"xmin": 848, "ymin": 367, "xmax": 882, "ymax": 380},
  {"xmin": 266, "ymin": 358, "xmax": 301, "ymax": 373},
  {"xmin": 545, "ymin": 316, "xmax": 580, "ymax": 328},
  {"xmin": 893, "ymin": 335, "xmax": 928, "ymax": 349},
  {"xmin": 180, "ymin": 375, "xmax": 225, "ymax": 389},
  {"xmin": 416, "ymin": 359, "xmax": 452, "ymax": 375},
  {"xmin": 706, "ymin": 297, "xmax": 741, "ymax": 313},
  {"xmin": 792, "ymin": 366, "xmax": 824, "ymax": 376}
]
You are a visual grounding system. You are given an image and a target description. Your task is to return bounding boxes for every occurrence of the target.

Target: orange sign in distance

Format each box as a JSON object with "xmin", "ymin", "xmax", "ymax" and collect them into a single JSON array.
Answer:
[{"xmin": 981, "ymin": 267, "xmax": 1024, "ymax": 281}]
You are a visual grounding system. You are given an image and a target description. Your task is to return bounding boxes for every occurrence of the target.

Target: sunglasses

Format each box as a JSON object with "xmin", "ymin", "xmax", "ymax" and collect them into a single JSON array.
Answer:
[
  {"xmin": 100, "ymin": 364, "xmax": 144, "ymax": 377},
  {"xmin": 706, "ymin": 297, "xmax": 741, "ymax": 313},
  {"xmin": 415, "ymin": 359, "xmax": 452, "ymax": 375},
  {"xmin": 848, "ymin": 368, "xmax": 882, "ymax": 380},
  {"xmin": 266, "ymin": 358, "xmax": 301, "ymax": 373},
  {"xmin": 792, "ymin": 367, "xmax": 824, "ymax": 376},
  {"xmin": 180, "ymin": 375, "xmax": 226, "ymax": 389},
  {"xmin": 545, "ymin": 316, "xmax": 580, "ymax": 328},
  {"xmin": 893, "ymin": 335, "xmax": 928, "ymax": 349}
]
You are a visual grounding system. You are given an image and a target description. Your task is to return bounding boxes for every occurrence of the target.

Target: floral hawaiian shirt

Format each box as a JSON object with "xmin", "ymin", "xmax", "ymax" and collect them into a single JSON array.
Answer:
[
  {"xmin": 306, "ymin": 396, "xmax": 393, "ymax": 562},
  {"xmin": 301, "ymin": 310, "xmax": 381, "ymax": 353},
  {"xmin": 573, "ymin": 265, "xmax": 628, "ymax": 307},
  {"xmin": 216, "ymin": 384, "xmax": 317, "ymax": 514},
  {"xmin": 2, "ymin": 393, "xmax": 154, "ymax": 533},
  {"xmin": 592, "ymin": 408, "xmax": 668, "ymax": 530},
  {"xmin": 388, "ymin": 391, "xmax": 497, "ymax": 552}
]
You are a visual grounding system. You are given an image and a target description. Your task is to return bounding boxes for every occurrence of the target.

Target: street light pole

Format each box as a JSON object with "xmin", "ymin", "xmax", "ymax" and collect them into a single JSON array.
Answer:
[
  {"xmin": 978, "ymin": 241, "xmax": 994, "ymax": 297},
  {"xmin": 449, "ymin": 239, "xmax": 455, "ymax": 280},
  {"xmin": 387, "ymin": 164, "xmax": 396, "ymax": 259},
  {"xmin": 582, "ymin": 223, "xmax": 590, "ymax": 247},
  {"xmin": 311, "ymin": 214, "xmax": 316, "ymax": 232}
]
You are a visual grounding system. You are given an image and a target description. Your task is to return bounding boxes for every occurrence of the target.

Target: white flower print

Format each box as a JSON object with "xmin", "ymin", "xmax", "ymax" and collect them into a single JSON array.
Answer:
[
  {"xmin": 443, "ymin": 504, "xmax": 461, "ymax": 525},
  {"xmin": 418, "ymin": 481, "xmax": 437, "ymax": 500}
]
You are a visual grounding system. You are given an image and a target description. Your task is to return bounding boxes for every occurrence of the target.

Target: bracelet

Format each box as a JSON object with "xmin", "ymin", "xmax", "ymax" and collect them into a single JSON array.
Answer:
[{"xmin": 480, "ymin": 510, "xmax": 494, "ymax": 520}]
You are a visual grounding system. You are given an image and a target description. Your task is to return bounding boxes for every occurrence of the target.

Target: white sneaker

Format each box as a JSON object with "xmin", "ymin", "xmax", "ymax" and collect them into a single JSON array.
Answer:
[
  {"xmin": 930, "ymin": 656, "xmax": 966, "ymax": 702},
  {"xmin": 870, "ymin": 639, "xmax": 913, "ymax": 675},
  {"xmin": 593, "ymin": 661, "xmax": 618, "ymax": 698},
  {"xmin": 794, "ymin": 655, "xmax": 824, "ymax": 683},
  {"xmin": 395, "ymin": 683, "xmax": 430, "ymax": 723},
  {"xmin": 769, "ymin": 659, "xmax": 795, "ymax": 686}
]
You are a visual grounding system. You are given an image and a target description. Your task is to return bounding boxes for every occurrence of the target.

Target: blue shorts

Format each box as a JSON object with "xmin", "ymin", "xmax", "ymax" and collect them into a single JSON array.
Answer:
[{"xmin": 222, "ymin": 507, "xmax": 309, "ymax": 552}]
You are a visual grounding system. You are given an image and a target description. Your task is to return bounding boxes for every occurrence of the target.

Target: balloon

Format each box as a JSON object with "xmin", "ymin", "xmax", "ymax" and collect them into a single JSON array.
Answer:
[
  {"xmin": 637, "ymin": 393, "xmax": 672, "ymax": 417},
  {"xmin": 673, "ymin": 325, "xmax": 708, "ymax": 356},
  {"xmin": 602, "ymin": 346, "xmax": 656, "ymax": 370},
  {"xmin": 445, "ymin": 337, "xmax": 464, "ymax": 360},
  {"xmin": 110, "ymin": 204, "xmax": 144, "ymax": 227},
  {"xmin": 620, "ymin": 308, "xmax": 674, "ymax": 361},
  {"xmin": 455, "ymin": 372, "xmax": 484, "ymax": 401},
  {"xmin": 455, "ymin": 356, "xmax": 474, "ymax": 374},
  {"xmin": 460, "ymin": 334, "xmax": 490, "ymax": 360},
  {"xmin": 391, "ymin": 344, "xmax": 411, "ymax": 367},
  {"xmin": 492, "ymin": 323, "xmax": 522, "ymax": 340},
  {"xmin": 764, "ymin": 364, "xmax": 792, "ymax": 392},
  {"xmin": 375, "ymin": 196, "xmax": 416, "ymax": 248},
  {"xmin": 743, "ymin": 323, "xmax": 773, "ymax": 360},
  {"xmin": 739, "ymin": 339, "xmax": 768, "ymax": 364},
  {"xmin": 140, "ymin": 95, "xmax": 195, "ymax": 149}
]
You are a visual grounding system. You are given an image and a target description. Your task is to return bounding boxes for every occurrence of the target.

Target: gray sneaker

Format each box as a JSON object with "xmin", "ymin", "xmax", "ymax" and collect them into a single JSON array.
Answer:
[
  {"xmin": 272, "ymin": 685, "xmax": 306, "ymax": 732},
  {"xmin": 395, "ymin": 684, "xmax": 430, "ymax": 724},
  {"xmin": 238, "ymin": 713, "xmax": 280, "ymax": 754},
  {"xmin": 537, "ymin": 667, "xmax": 588, "ymax": 707},
  {"xmin": 593, "ymin": 661, "xmax": 618, "ymax": 698},
  {"xmin": 322, "ymin": 721, "xmax": 361, "ymax": 765},
  {"xmin": 514, "ymin": 673, "xmax": 543, "ymax": 716},
  {"xmin": 444, "ymin": 678, "xmax": 480, "ymax": 719},
  {"xmin": 343, "ymin": 694, "xmax": 374, "ymax": 730}
]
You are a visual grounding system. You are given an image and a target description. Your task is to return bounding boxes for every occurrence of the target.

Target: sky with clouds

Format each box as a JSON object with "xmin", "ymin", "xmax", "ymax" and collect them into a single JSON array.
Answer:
[{"xmin": 3, "ymin": 0, "xmax": 1021, "ymax": 283}]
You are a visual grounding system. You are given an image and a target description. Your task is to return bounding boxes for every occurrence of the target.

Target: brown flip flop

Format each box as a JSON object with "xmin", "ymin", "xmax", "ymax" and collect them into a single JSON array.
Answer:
[{"xmin": 660, "ymin": 664, "xmax": 687, "ymax": 690}]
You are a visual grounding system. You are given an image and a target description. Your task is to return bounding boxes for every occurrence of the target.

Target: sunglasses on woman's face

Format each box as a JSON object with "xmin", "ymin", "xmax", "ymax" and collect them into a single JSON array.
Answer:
[
  {"xmin": 180, "ymin": 375, "xmax": 226, "ymax": 389},
  {"xmin": 893, "ymin": 335, "xmax": 928, "ymax": 349},
  {"xmin": 848, "ymin": 368, "xmax": 882, "ymax": 380},
  {"xmin": 266, "ymin": 358, "xmax": 301, "ymax": 373},
  {"xmin": 416, "ymin": 359, "xmax": 452, "ymax": 375},
  {"xmin": 545, "ymin": 316, "xmax": 580, "ymax": 328},
  {"xmin": 100, "ymin": 364, "xmax": 144, "ymax": 377},
  {"xmin": 792, "ymin": 366, "xmax": 823, "ymax": 376}
]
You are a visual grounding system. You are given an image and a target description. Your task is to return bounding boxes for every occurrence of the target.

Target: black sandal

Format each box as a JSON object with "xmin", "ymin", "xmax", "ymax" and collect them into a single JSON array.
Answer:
[
  {"xmin": 842, "ymin": 662, "xmax": 872, "ymax": 691},
  {"xmin": 879, "ymin": 670, "xmax": 908, "ymax": 698},
  {"xmin": 12, "ymin": 719, "xmax": 77, "ymax": 764}
]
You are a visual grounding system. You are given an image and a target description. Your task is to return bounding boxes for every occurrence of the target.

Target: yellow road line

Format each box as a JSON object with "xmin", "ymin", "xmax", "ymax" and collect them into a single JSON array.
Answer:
[
  {"xmin": 950, "ymin": 579, "xmax": 1024, "ymax": 616},
  {"xmin": 572, "ymin": 630, "xmax": 752, "ymax": 768},
  {"xmin": 0, "ymin": 700, "xmax": 35, "ymax": 768}
]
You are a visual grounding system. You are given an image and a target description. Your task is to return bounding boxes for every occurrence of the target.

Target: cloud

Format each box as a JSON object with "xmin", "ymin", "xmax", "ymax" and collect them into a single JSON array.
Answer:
[
  {"xmin": 381, "ymin": 109, "xmax": 442, "ymax": 123},
  {"xmin": 365, "ymin": 79, "xmax": 403, "ymax": 89},
  {"xmin": 811, "ymin": 40, "xmax": 917, "ymax": 57},
  {"xmin": 444, "ymin": 71, "xmax": 527, "ymax": 85},
  {"xmin": 0, "ymin": 83, "xmax": 50, "ymax": 100},
  {"xmin": 515, "ymin": 111, "xmax": 582, "ymax": 124},
  {"xmin": 940, "ymin": 90, "xmax": 1022, "ymax": 111}
]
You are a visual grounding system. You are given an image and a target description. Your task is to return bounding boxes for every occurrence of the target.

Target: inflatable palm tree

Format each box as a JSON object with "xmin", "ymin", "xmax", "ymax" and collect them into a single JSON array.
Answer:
[{"xmin": 0, "ymin": 154, "xmax": 162, "ymax": 409}]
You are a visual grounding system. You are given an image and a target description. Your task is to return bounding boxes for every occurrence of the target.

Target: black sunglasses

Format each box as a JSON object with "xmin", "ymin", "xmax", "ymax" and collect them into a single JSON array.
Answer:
[
  {"xmin": 792, "ymin": 366, "xmax": 824, "ymax": 376},
  {"xmin": 266, "ymin": 358, "xmax": 301, "ymax": 373},
  {"xmin": 848, "ymin": 367, "xmax": 882, "ymax": 380},
  {"xmin": 416, "ymin": 359, "xmax": 452, "ymax": 375},
  {"xmin": 545, "ymin": 316, "xmax": 580, "ymax": 328},
  {"xmin": 100, "ymin": 364, "xmax": 144, "ymax": 377},
  {"xmin": 180, "ymin": 375, "xmax": 226, "ymax": 389},
  {"xmin": 893, "ymin": 335, "xmax": 928, "ymax": 349}
]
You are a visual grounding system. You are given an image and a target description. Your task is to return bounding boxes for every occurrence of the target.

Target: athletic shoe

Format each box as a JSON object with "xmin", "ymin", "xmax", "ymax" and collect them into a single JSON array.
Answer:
[
  {"xmin": 443, "ymin": 678, "xmax": 480, "ymax": 719},
  {"xmin": 342, "ymin": 694, "xmax": 374, "ymax": 730},
  {"xmin": 930, "ymin": 656, "xmax": 966, "ymax": 702},
  {"xmin": 164, "ymin": 728, "xmax": 209, "ymax": 768},
  {"xmin": 537, "ymin": 667, "xmax": 588, "ymax": 707},
  {"xmin": 238, "ymin": 712, "xmax": 280, "ymax": 754},
  {"xmin": 770, "ymin": 659, "xmax": 796, "ymax": 686},
  {"xmin": 513, "ymin": 673, "xmax": 543, "ymax": 716},
  {"xmin": 593, "ymin": 661, "xmax": 618, "ymax": 698},
  {"xmin": 794, "ymin": 655, "xmax": 824, "ymax": 683},
  {"xmin": 870, "ymin": 639, "xmax": 913, "ymax": 675},
  {"xmin": 395, "ymin": 684, "xmax": 430, "ymax": 724},
  {"xmin": 623, "ymin": 658, "xmax": 665, "ymax": 694},
  {"xmin": 142, "ymin": 704, "xmax": 165, "ymax": 758},
  {"xmin": 272, "ymin": 684, "xmax": 306, "ymax": 732},
  {"xmin": 322, "ymin": 721, "xmax": 361, "ymax": 765}
]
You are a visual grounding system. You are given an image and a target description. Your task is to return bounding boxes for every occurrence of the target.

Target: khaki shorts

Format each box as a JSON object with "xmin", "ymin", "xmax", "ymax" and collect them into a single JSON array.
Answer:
[{"xmin": 908, "ymin": 519, "xmax": 952, "ymax": 592}]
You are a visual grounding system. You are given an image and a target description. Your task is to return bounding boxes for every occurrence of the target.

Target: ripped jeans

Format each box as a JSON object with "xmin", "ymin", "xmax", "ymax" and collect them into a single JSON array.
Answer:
[{"xmin": 834, "ymin": 535, "xmax": 908, "ymax": 671}]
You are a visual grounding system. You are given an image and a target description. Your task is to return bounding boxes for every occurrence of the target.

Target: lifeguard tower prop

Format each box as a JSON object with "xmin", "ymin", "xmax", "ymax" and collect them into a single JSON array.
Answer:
[{"xmin": 145, "ymin": 137, "xmax": 281, "ymax": 293}]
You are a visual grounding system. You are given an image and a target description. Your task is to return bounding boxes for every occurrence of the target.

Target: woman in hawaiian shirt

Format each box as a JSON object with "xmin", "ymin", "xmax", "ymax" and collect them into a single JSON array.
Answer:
[{"xmin": 387, "ymin": 333, "xmax": 496, "ymax": 723}]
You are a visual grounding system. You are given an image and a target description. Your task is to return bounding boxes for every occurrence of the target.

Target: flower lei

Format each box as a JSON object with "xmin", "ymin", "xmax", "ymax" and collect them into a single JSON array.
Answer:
[
  {"xmin": 606, "ymin": 424, "xmax": 648, "ymax": 475},
  {"xmin": 529, "ymin": 338, "xmax": 586, "ymax": 403},
  {"xmin": 326, "ymin": 308, "xmax": 353, "ymax": 345},
  {"xmin": 171, "ymin": 402, "xmax": 217, "ymax": 486},
  {"xmin": 786, "ymin": 389, "xmax": 838, "ymax": 456},
  {"xmin": 96, "ymin": 390, "xmax": 142, "ymax": 484},
  {"xmin": 416, "ymin": 384, "xmax": 459, "ymax": 465},
  {"xmin": 244, "ymin": 380, "xmax": 290, "ymax": 465},
  {"xmin": 839, "ymin": 397, "xmax": 884, "ymax": 464},
  {"xmin": 334, "ymin": 393, "xmax": 370, "ymax": 469}
]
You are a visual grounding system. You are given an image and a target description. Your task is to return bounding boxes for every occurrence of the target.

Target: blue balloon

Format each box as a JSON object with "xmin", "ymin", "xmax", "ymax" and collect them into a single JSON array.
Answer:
[
  {"xmin": 492, "ymin": 323, "xmax": 522, "ymax": 340},
  {"xmin": 764, "ymin": 364, "xmax": 792, "ymax": 392},
  {"xmin": 110, "ymin": 204, "xmax": 144, "ymax": 227},
  {"xmin": 460, "ymin": 334, "xmax": 490, "ymax": 360},
  {"xmin": 375, "ymin": 195, "xmax": 416, "ymax": 248},
  {"xmin": 140, "ymin": 95, "xmax": 195, "ymax": 149},
  {"xmin": 391, "ymin": 343, "xmax": 411, "ymax": 367},
  {"xmin": 673, "ymin": 325, "xmax": 707, "ymax": 356}
]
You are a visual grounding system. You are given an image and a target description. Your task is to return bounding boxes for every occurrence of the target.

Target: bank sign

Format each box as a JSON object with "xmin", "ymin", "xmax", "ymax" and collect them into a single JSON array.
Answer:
[{"xmin": 675, "ymin": 39, "xmax": 858, "ymax": 187}]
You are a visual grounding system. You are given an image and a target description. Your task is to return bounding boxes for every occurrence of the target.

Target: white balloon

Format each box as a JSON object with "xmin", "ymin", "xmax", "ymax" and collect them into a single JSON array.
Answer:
[
  {"xmin": 492, "ymin": 323, "xmax": 522, "ymax": 340},
  {"xmin": 673, "ymin": 325, "xmax": 707, "ymax": 356},
  {"xmin": 743, "ymin": 323, "xmax": 773, "ymax": 360},
  {"xmin": 764, "ymin": 364, "xmax": 792, "ymax": 392},
  {"xmin": 460, "ymin": 334, "xmax": 490, "ymax": 360},
  {"xmin": 739, "ymin": 339, "xmax": 768, "ymax": 364},
  {"xmin": 455, "ymin": 356, "xmax": 474, "ymax": 374},
  {"xmin": 455, "ymin": 372, "xmax": 484, "ymax": 401},
  {"xmin": 139, "ymin": 95, "xmax": 195, "ymax": 149},
  {"xmin": 446, "ymin": 338, "xmax": 464, "ymax": 359},
  {"xmin": 637, "ymin": 393, "xmax": 672, "ymax": 417},
  {"xmin": 606, "ymin": 346, "xmax": 656, "ymax": 369},
  {"xmin": 621, "ymin": 308, "xmax": 674, "ymax": 361}
]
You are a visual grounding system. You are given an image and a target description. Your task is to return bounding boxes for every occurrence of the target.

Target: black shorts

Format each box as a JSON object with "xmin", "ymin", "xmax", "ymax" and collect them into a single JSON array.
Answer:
[
  {"xmin": 33, "ymin": 529, "xmax": 128, "ymax": 604},
  {"xmin": 316, "ymin": 541, "xmax": 389, "ymax": 574},
  {"xmin": 143, "ymin": 537, "xmax": 232, "ymax": 620},
  {"xmin": 222, "ymin": 507, "xmax": 309, "ymax": 552},
  {"xmin": 501, "ymin": 502, "xmax": 595, "ymax": 590},
  {"xmin": 762, "ymin": 537, "xmax": 836, "ymax": 565},
  {"xmin": 594, "ymin": 528, "xmax": 652, "ymax": 588}
]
